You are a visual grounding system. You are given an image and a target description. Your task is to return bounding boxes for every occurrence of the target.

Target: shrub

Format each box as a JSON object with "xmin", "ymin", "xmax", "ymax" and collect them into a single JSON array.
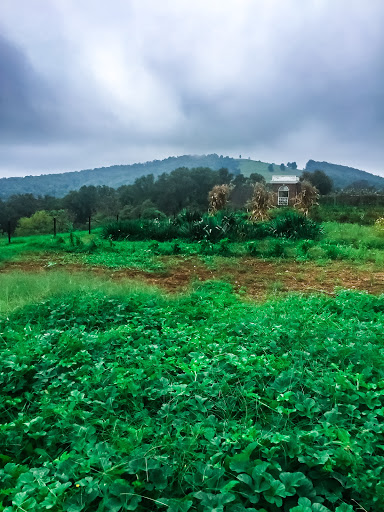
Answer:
[
  {"xmin": 217, "ymin": 237, "xmax": 231, "ymax": 255},
  {"xmin": 264, "ymin": 239, "xmax": 288, "ymax": 258},
  {"xmin": 102, "ymin": 211, "xmax": 322, "ymax": 242},
  {"xmin": 269, "ymin": 211, "xmax": 323, "ymax": 240},
  {"xmin": 247, "ymin": 241, "xmax": 260, "ymax": 256}
]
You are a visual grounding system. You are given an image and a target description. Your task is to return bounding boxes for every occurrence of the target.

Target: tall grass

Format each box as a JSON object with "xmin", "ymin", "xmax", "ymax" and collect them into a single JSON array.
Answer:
[{"xmin": 0, "ymin": 272, "xmax": 163, "ymax": 316}]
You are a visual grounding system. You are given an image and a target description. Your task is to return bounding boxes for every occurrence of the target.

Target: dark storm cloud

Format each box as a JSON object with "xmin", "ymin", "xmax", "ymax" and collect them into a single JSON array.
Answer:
[{"xmin": 0, "ymin": 34, "xmax": 57, "ymax": 142}]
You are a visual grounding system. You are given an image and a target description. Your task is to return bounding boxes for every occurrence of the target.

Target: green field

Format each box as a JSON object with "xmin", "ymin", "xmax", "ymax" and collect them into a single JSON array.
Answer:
[
  {"xmin": 1, "ymin": 221, "xmax": 384, "ymax": 511},
  {"xmin": 237, "ymin": 160, "xmax": 301, "ymax": 180}
]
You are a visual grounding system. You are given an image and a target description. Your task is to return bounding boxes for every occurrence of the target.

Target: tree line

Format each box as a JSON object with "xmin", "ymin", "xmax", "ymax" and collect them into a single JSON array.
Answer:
[
  {"xmin": 0, "ymin": 167, "xmax": 266, "ymax": 234},
  {"xmin": 2, "ymin": 165, "xmax": 379, "ymax": 236}
]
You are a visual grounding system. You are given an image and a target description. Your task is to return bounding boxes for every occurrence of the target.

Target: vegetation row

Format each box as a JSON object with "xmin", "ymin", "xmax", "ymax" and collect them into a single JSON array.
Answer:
[{"xmin": 102, "ymin": 211, "xmax": 323, "ymax": 243}]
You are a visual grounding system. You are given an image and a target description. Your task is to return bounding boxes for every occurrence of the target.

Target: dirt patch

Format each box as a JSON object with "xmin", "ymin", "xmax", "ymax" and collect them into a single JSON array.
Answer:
[
  {"xmin": 1, "ymin": 255, "xmax": 384, "ymax": 299},
  {"xmin": 224, "ymin": 259, "xmax": 384, "ymax": 299}
]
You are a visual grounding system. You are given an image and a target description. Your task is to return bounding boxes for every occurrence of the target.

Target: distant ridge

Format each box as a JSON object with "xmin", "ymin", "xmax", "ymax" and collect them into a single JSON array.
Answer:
[
  {"xmin": 1, "ymin": 154, "xmax": 383, "ymax": 199},
  {"xmin": 305, "ymin": 160, "xmax": 384, "ymax": 189},
  {"xmin": 0, "ymin": 154, "xmax": 240, "ymax": 200}
]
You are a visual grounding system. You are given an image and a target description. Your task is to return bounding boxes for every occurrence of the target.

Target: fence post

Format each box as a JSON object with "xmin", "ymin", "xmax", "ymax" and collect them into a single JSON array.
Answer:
[
  {"xmin": 8, "ymin": 220, "xmax": 11, "ymax": 244},
  {"xmin": 53, "ymin": 217, "xmax": 57, "ymax": 237},
  {"xmin": 88, "ymin": 216, "xmax": 91, "ymax": 234}
]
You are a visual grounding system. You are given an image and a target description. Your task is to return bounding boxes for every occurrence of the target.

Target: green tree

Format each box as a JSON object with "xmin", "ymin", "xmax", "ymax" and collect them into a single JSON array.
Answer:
[
  {"xmin": 218, "ymin": 167, "xmax": 233, "ymax": 184},
  {"xmin": 63, "ymin": 186, "xmax": 99, "ymax": 222},
  {"xmin": 301, "ymin": 169, "xmax": 333, "ymax": 195},
  {"xmin": 232, "ymin": 174, "xmax": 246, "ymax": 187},
  {"xmin": 248, "ymin": 173, "xmax": 265, "ymax": 185},
  {"xmin": 15, "ymin": 210, "xmax": 53, "ymax": 236}
]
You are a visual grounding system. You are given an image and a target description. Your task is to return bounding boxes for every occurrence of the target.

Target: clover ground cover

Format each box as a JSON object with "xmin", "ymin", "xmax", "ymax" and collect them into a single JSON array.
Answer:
[{"xmin": 1, "ymin": 282, "xmax": 384, "ymax": 511}]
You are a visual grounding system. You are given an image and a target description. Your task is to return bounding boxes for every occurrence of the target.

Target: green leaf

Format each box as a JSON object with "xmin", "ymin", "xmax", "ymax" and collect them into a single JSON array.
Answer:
[
  {"xmin": 270, "ymin": 370, "xmax": 297, "ymax": 392},
  {"xmin": 252, "ymin": 475, "xmax": 271, "ymax": 493},
  {"xmin": 335, "ymin": 505, "xmax": 354, "ymax": 512},
  {"xmin": 312, "ymin": 505, "xmax": 331, "ymax": 512},
  {"xmin": 279, "ymin": 472, "xmax": 306, "ymax": 496},
  {"xmin": 289, "ymin": 497, "xmax": 313, "ymax": 512},
  {"xmin": 160, "ymin": 498, "xmax": 193, "ymax": 512},
  {"xmin": 250, "ymin": 462, "xmax": 270, "ymax": 478},
  {"xmin": 103, "ymin": 497, "xmax": 123, "ymax": 512},
  {"xmin": 63, "ymin": 494, "xmax": 87, "ymax": 512},
  {"xmin": 289, "ymin": 505, "xmax": 312, "ymax": 512},
  {"xmin": 237, "ymin": 474, "xmax": 253, "ymax": 487},
  {"xmin": 228, "ymin": 443, "xmax": 258, "ymax": 473},
  {"xmin": 227, "ymin": 505, "xmax": 258, "ymax": 512},
  {"xmin": 194, "ymin": 491, "xmax": 236, "ymax": 510},
  {"xmin": 263, "ymin": 479, "xmax": 286, "ymax": 506}
]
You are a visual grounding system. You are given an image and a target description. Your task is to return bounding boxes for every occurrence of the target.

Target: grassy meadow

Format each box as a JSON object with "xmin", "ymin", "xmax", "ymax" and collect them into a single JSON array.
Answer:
[{"xmin": 1, "ymin": 217, "xmax": 384, "ymax": 511}]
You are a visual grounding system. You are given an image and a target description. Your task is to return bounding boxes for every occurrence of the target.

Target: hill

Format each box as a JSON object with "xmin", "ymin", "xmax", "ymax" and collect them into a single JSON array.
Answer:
[
  {"xmin": 0, "ymin": 154, "xmax": 240, "ymax": 200},
  {"xmin": 1, "ymin": 155, "xmax": 384, "ymax": 200},
  {"xmin": 305, "ymin": 160, "xmax": 384, "ymax": 189}
]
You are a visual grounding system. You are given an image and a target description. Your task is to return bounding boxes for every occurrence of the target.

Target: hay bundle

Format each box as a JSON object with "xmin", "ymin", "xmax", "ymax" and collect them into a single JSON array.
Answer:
[
  {"xmin": 294, "ymin": 181, "xmax": 319, "ymax": 216},
  {"xmin": 208, "ymin": 184, "xmax": 231, "ymax": 215},
  {"xmin": 248, "ymin": 183, "xmax": 274, "ymax": 222}
]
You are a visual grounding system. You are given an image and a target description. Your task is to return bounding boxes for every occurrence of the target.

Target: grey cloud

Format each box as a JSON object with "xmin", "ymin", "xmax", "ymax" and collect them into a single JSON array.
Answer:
[
  {"xmin": 0, "ymin": 33, "xmax": 59, "ymax": 142},
  {"xmin": 0, "ymin": 1, "xmax": 384, "ymax": 177}
]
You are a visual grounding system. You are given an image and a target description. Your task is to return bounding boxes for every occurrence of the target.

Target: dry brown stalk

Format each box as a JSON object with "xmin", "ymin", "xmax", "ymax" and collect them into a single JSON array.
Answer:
[
  {"xmin": 294, "ymin": 180, "xmax": 319, "ymax": 216},
  {"xmin": 247, "ymin": 183, "xmax": 274, "ymax": 222},
  {"xmin": 208, "ymin": 184, "xmax": 231, "ymax": 215}
]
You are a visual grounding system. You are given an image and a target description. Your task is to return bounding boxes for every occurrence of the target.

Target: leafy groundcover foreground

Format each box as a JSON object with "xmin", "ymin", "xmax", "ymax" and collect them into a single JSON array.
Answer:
[{"xmin": 1, "ymin": 282, "xmax": 384, "ymax": 511}]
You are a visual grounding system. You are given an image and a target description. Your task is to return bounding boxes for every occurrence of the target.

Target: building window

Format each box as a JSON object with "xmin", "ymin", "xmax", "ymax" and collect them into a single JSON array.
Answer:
[{"xmin": 278, "ymin": 186, "xmax": 289, "ymax": 206}]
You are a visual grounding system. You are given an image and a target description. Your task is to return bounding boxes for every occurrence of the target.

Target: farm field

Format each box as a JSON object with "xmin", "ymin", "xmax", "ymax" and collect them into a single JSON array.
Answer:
[{"xmin": 1, "ymin": 222, "xmax": 384, "ymax": 511}]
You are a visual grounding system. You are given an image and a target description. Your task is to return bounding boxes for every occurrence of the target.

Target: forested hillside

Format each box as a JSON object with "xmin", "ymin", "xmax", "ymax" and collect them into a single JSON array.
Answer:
[
  {"xmin": 0, "ymin": 167, "xmax": 241, "ymax": 230},
  {"xmin": 1, "ymin": 155, "xmax": 384, "ymax": 201},
  {"xmin": 305, "ymin": 160, "xmax": 384, "ymax": 189},
  {"xmin": 0, "ymin": 155, "xmax": 240, "ymax": 199}
]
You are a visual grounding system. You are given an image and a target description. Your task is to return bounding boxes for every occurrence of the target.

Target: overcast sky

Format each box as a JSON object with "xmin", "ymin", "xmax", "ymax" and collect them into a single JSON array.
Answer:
[{"xmin": 0, "ymin": 0, "xmax": 383, "ymax": 178}]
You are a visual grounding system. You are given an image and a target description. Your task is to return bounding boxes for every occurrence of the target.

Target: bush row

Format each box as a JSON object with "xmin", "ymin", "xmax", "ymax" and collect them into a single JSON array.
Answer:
[{"xmin": 102, "ymin": 211, "xmax": 323, "ymax": 242}]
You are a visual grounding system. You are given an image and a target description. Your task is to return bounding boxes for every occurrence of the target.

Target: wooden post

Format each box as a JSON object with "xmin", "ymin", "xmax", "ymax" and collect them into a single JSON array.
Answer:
[
  {"xmin": 116, "ymin": 214, "xmax": 119, "ymax": 222},
  {"xmin": 53, "ymin": 217, "xmax": 57, "ymax": 237},
  {"xmin": 8, "ymin": 220, "xmax": 11, "ymax": 244},
  {"xmin": 88, "ymin": 216, "xmax": 91, "ymax": 234}
]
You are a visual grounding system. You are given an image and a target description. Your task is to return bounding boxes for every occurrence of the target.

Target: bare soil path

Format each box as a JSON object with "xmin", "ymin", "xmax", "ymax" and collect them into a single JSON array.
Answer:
[{"xmin": 1, "ymin": 254, "xmax": 384, "ymax": 299}]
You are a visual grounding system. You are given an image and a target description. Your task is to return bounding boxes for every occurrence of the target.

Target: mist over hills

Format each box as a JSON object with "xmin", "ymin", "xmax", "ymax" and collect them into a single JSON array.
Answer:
[{"xmin": 0, "ymin": 154, "xmax": 383, "ymax": 200}]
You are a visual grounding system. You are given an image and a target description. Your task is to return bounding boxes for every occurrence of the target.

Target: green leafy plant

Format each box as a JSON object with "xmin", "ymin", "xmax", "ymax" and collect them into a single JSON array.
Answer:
[{"xmin": 1, "ymin": 284, "xmax": 384, "ymax": 510}]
